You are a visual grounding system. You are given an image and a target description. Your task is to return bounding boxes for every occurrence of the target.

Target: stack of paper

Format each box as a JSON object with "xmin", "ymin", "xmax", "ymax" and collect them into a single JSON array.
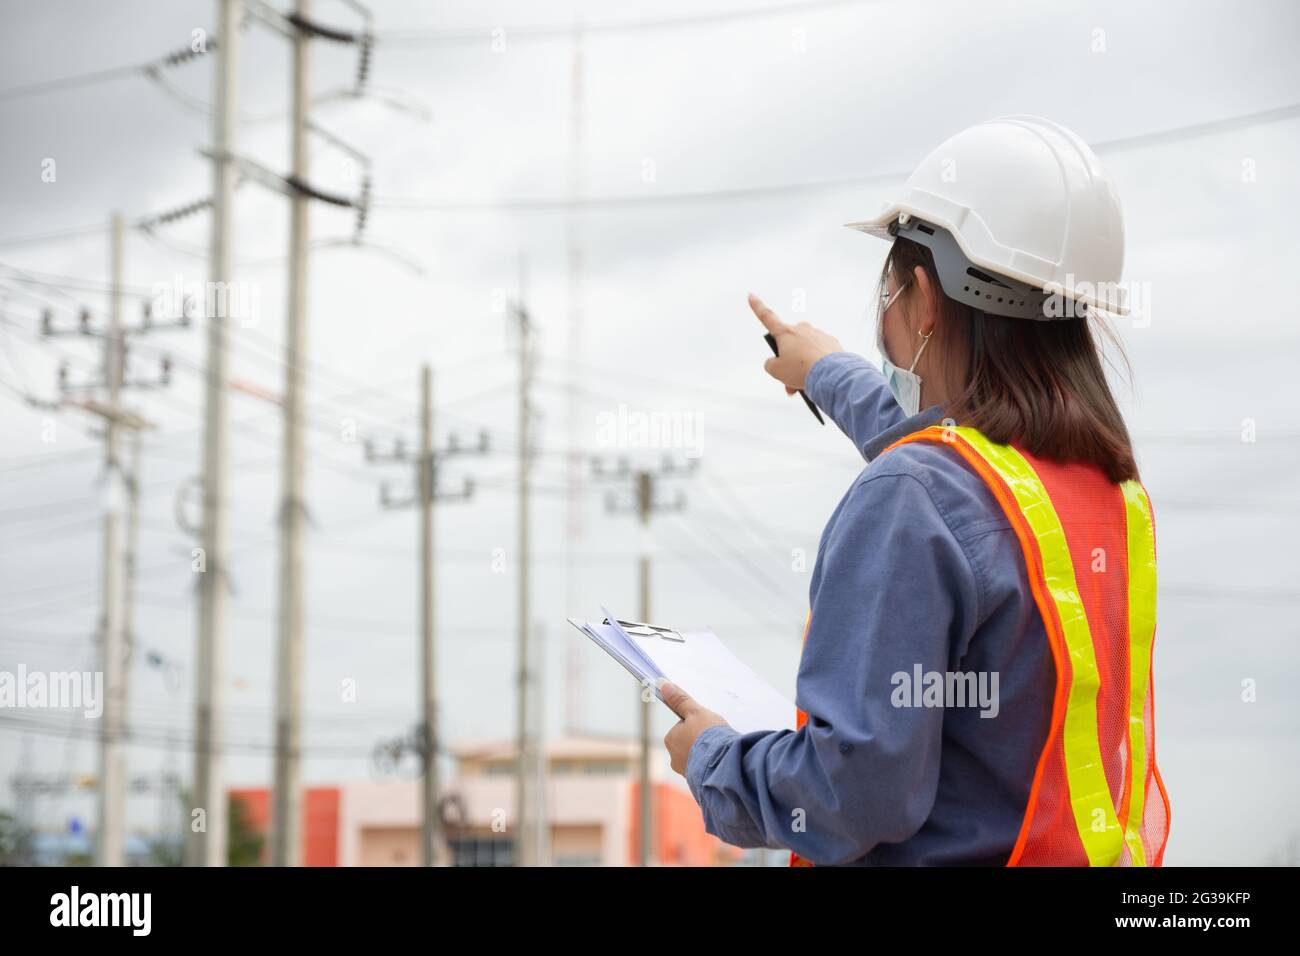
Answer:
[{"xmin": 567, "ymin": 607, "xmax": 795, "ymax": 734}]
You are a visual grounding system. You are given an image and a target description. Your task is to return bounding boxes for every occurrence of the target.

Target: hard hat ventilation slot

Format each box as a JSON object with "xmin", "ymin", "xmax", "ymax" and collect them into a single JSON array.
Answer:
[
  {"xmin": 966, "ymin": 266, "xmax": 1010, "ymax": 287},
  {"xmin": 964, "ymin": 270, "xmax": 1031, "ymax": 309},
  {"xmin": 895, "ymin": 215, "xmax": 1057, "ymax": 319}
]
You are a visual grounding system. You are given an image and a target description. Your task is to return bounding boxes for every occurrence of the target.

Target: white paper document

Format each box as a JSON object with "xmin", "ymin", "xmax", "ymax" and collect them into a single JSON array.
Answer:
[{"xmin": 567, "ymin": 607, "xmax": 796, "ymax": 734}]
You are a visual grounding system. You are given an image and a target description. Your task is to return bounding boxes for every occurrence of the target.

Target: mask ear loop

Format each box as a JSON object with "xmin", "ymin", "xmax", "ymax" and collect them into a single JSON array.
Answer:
[
  {"xmin": 908, "ymin": 327, "xmax": 933, "ymax": 374},
  {"xmin": 877, "ymin": 277, "xmax": 910, "ymax": 352}
]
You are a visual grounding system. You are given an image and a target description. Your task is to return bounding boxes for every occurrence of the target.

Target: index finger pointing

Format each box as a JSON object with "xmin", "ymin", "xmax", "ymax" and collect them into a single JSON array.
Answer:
[{"xmin": 748, "ymin": 293, "xmax": 788, "ymax": 336}]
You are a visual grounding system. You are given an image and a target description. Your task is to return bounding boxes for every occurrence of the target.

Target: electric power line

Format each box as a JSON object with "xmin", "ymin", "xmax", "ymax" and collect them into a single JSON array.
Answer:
[
  {"xmin": 375, "ymin": 0, "xmax": 880, "ymax": 45},
  {"xmin": 0, "ymin": 35, "xmax": 221, "ymax": 104},
  {"xmin": 371, "ymin": 102, "xmax": 1300, "ymax": 212}
]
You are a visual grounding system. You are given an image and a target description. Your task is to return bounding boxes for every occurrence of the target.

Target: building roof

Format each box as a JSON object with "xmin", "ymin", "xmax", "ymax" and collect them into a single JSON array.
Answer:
[{"xmin": 450, "ymin": 734, "xmax": 642, "ymax": 762}]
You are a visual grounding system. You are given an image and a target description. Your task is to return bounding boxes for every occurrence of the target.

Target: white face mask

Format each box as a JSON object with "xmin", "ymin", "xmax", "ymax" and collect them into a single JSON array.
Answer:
[{"xmin": 877, "ymin": 280, "xmax": 933, "ymax": 417}]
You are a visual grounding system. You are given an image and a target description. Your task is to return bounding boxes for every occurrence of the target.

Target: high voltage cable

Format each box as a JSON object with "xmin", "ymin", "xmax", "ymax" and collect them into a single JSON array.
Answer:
[
  {"xmin": 0, "ymin": 222, "xmax": 111, "ymax": 250},
  {"xmin": 0, "ymin": 37, "xmax": 219, "ymax": 104},
  {"xmin": 1, "ymin": 502, "xmax": 404, "ymax": 619},
  {"xmin": 0, "ymin": 265, "xmax": 156, "ymax": 300},
  {"xmin": 371, "ymin": 102, "xmax": 1300, "ymax": 212},
  {"xmin": 531, "ymin": 374, "xmax": 854, "ymax": 465},
  {"xmin": 0, "ymin": 712, "xmax": 388, "ymax": 759},
  {"xmin": 5, "ymin": 99, "xmax": 1296, "ymax": 254},
  {"xmin": 0, "ymin": 61, "xmax": 153, "ymax": 103},
  {"xmin": 0, "ymin": 195, "xmax": 212, "ymax": 250},
  {"xmin": 0, "ymin": 306, "xmax": 430, "ymax": 460},
  {"xmin": 375, "ymin": 0, "xmax": 879, "ymax": 45},
  {"xmin": 5, "ymin": 300, "xmax": 1295, "ymax": 494},
  {"xmin": 130, "ymin": 331, "xmax": 420, "ymax": 438},
  {"xmin": 0, "ymin": 458, "xmax": 822, "ymax": 617},
  {"xmin": 0, "ymin": 0, "xmax": 873, "ymax": 106}
]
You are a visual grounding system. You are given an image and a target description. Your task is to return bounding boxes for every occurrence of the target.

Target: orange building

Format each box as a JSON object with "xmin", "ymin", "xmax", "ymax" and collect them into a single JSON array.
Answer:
[
  {"xmin": 230, "ymin": 735, "xmax": 741, "ymax": 867},
  {"xmin": 227, "ymin": 786, "xmax": 341, "ymax": 868}
]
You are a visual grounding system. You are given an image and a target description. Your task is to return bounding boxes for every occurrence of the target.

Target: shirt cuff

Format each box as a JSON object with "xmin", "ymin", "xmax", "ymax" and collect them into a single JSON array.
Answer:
[
  {"xmin": 804, "ymin": 351, "xmax": 874, "ymax": 411},
  {"xmin": 685, "ymin": 724, "xmax": 739, "ymax": 803}
]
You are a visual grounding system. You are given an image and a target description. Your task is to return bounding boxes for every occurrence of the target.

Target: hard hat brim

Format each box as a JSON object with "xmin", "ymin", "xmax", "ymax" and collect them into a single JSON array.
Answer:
[{"xmin": 846, "ymin": 204, "xmax": 1130, "ymax": 318}]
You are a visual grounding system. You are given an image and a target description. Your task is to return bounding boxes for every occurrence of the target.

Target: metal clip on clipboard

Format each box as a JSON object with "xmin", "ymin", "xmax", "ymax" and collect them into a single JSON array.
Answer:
[
  {"xmin": 572, "ymin": 609, "xmax": 796, "ymax": 733},
  {"xmin": 602, "ymin": 618, "xmax": 686, "ymax": 643}
]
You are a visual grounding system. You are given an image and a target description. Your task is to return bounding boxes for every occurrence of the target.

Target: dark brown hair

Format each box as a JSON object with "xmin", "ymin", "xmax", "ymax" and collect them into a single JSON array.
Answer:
[{"xmin": 881, "ymin": 236, "xmax": 1139, "ymax": 483}]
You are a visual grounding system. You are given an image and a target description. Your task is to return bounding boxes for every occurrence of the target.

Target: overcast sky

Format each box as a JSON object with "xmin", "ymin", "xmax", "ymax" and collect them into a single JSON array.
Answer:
[{"xmin": 1, "ymin": 0, "xmax": 1298, "ymax": 865}]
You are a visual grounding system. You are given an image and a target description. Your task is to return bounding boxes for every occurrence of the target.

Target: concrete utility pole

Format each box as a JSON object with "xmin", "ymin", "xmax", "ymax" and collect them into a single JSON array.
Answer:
[
  {"xmin": 97, "ymin": 212, "xmax": 127, "ymax": 868},
  {"xmin": 363, "ymin": 366, "xmax": 486, "ymax": 867},
  {"xmin": 272, "ymin": 0, "xmax": 312, "ymax": 868},
  {"xmin": 592, "ymin": 458, "xmax": 697, "ymax": 867},
  {"xmin": 121, "ymin": 425, "xmax": 142, "ymax": 841},
  {"xmin": 530, "ymin": 617, "xmax": 548, "ymax": 866},
  {"xmin": 636, "ymin": 471, "xmax": 652, "ymax": 869},
  {"xmin": 193, "ymin": 0, "xmax": 242, "ymax": 868},
  {"xmin": 512, "ymin": 261, "xmax": 538, "ymax": 866},
  {"xmin": 44, "ymin": 220, "xmax": 175, "ymax": 867},
  {"xmin": 419, "ymin": 366, "xmax": 437, "ymax": 867},
  {"xmin": 124, "ymin": 430, "xmax": 141, "ymax": 681},
  {"xmin": 563, "ymin": 22, "xmax": 586, "ymax": 739}
]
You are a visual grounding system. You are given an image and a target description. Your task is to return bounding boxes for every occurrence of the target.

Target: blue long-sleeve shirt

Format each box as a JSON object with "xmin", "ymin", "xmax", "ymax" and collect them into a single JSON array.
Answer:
[{"xmin": 684, "ymin": 351, "xmax": 1055, "ymax": 866}]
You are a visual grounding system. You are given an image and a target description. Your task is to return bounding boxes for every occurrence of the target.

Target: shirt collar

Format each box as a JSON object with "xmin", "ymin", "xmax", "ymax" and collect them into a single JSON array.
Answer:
[{"xmin": 861, "ymin": 405, "xmax": 948, "ymax": 461}]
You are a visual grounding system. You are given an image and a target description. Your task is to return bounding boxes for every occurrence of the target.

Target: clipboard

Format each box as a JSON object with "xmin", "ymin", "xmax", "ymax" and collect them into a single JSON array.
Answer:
[{"xmin": 568, "ymin": 607, "xmax": 796, "ymax": 734}]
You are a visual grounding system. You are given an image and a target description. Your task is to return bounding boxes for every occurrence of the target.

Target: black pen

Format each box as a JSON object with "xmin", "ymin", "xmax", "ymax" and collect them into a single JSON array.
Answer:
[{"xmin": 764, "ymin": 332, "xmax": 825, "ymax": 425}]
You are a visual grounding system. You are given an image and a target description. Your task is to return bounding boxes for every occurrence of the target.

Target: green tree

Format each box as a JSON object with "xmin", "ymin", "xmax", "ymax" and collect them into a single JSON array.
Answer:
[
  {"xmin": 0, "ymin": 809, "xmax": 35, "ymax": 866},
  {"xmin": 146, "ymin": 789, "xmax": 265, "ymax": 866},
  {"xmin": 227, "ymin": 795, "xmax": 264, "ymax": 867}
]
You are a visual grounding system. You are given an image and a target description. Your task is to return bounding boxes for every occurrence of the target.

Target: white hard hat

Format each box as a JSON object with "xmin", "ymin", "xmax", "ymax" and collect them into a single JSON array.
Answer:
[{"xmin": 848, "ymin": 115, "xmax": 1127, "ymax": 318}]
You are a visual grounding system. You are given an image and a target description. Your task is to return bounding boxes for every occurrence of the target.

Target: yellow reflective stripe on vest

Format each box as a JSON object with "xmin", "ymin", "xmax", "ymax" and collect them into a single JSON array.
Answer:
[
  {"xmin": 1121, "ymin": 481, "xmax": 1157, "ymax": 867},
  {"xmin": 950, "ymin": 427, "xmax": 1125, "ymax": 866}
]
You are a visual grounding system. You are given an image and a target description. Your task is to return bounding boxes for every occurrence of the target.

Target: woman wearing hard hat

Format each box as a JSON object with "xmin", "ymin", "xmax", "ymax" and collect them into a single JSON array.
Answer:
[{"xmin": 661, "ymin": 116, "xmax": 1170, "ymax": 866}]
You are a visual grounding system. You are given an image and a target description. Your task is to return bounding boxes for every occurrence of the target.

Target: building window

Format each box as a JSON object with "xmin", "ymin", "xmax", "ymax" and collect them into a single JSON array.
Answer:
[{"xmin": 448, "ymin": 836, "xmax": 515, "ymax": 867}]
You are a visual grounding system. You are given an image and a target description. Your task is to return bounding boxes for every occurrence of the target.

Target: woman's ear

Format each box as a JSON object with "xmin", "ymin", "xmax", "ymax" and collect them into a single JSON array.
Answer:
[{"xmin": 912, "ymin": 264, "xmax": 941, "ymax": 336}]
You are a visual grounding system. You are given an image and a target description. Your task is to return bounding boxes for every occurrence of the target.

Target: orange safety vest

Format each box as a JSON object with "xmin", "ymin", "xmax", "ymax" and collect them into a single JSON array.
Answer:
[{"xmin": 790, "ymin": 425, "xmax": 1171, "ymax": 867}]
